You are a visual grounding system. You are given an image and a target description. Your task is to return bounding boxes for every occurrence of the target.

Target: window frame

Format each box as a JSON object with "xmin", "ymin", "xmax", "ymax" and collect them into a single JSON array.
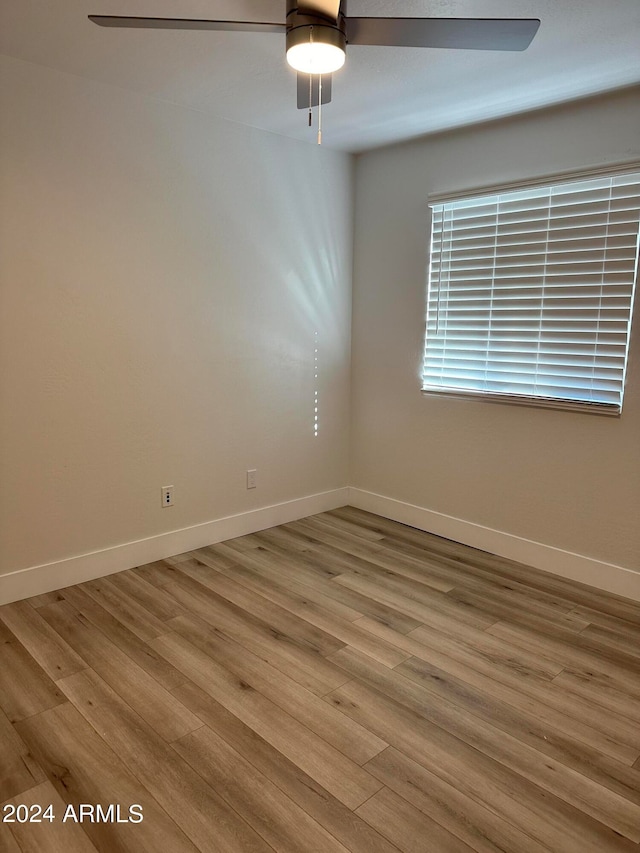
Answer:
[{"xmin": 422, "ymin": 162, "xmax": 640, "ymax": 416}]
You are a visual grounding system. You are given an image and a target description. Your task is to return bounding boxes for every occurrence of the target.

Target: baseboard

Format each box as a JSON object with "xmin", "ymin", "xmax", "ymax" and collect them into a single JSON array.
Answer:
[
  {"xmin": 348, "ymin": 487, "xmax": 640, "ymax": 603},
  {"xmin": 3, "ymin": 484, "xmax": 638, "ymax": 606},
  {"xmin": 0, "ymin": 488, "xmax": 349, "ymax": 605}
]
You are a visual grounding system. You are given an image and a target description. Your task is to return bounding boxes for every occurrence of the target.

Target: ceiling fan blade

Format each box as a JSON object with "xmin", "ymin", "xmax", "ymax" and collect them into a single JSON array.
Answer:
[
  {"xmin": 346, "ymin": 18, "xmax": 540, "ymax": 51},
  {"xmin": 297, "ymin": 73, "xmax": 333, "ymax": 109},
  {"xmin": 299, "ymin": 1, "xmax": 341, "ymax": 21},
  {"xmin": 88, "ymin": 16, "xmax": 285, "ymax": 34}
]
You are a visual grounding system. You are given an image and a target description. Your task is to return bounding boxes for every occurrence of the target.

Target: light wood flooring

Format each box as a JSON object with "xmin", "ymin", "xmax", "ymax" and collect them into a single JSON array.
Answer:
[{"xmin": 1, "ymin": 506, "xmax": 640, "ymax": 852}]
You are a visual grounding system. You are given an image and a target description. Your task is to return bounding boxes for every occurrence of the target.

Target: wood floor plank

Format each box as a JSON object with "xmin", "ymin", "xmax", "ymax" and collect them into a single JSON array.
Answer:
[
  {"xmin": 0, "ymin": 620, "xmax": 65, "ymax": 723},
  {"xmin": 26, "ymin": 591, "xmax": 67, "ymax": 610},
  {"xmin": 162, "ymin": 567, "xmax": 349, "ymax": 696},
  {"xmin": 183, "ymin": 544, "xmax": 239, "ymax": 570},
  {"xmin": 14, "ymin": 702, "xmax": 199, "ymax": 853},
  {"xmin": 247, "ymin": 535, "xmax": 424, "ymax": 633},
  {"xmin": 289, "ymin": 517, "xmax": 388, "ymax": 558},
  {"xmin": 365, "ymin": 747, "xmax": 551, "ymax": 853},
  {"xmin": 408, "ymin": 620, "xmax": 564, "ymax": 681},
  {"xmin": 328, "ymin": 507, "xmax": 437, "ymax": 543},
  {"xmin": 223, "ymin": 532, "xmax": 343, "ymax": 583},
  {"xmin": 150, "ymin": 630, "xmax": 383, "ymax": 809},
  {"xmin": 320, "ymin": 536, "xmax": 584, "ymax": 633},
  {"xmin": 59, "ymin": 585, "xmax": 186, "ymax": 691},
  {"xmin": 80, "ymin": 577, "xmax": 171, "ymax": 641},
  {"xmin": 193, "ymin": 550, "xmax": 411, "ymax": 668},
  {"xmin": 106, "ymin": 571, "xmax": 186, "ymax": 622},
  {"xmin": 466, "ymin": 554, "xmax": 640, "ymax": 627},
  {"xmin": 552, "ymin": 668, "xmax": 640, "ymax": 722},
  {"xmin": 273, "ymin": 518, "xmax": 391, "ymax": 564},
  {"xmin": 56, "ymin": 669, "xmax": 272, "ymax": 853},
  {"xmin": 333, "ymin": 508, "xmax": 640, "ymax": 626},
  {"xmin": 214, "ymin": 541, "xmax": 365, "ymax": 622},
  {"xmin": 385, "ymin": 622, "xmax": 640, "ymax": 748},
  {"xmin": 174, "ymin": 725, "xmax": 351, "ymax": 853},
  {"xmin": 222, "ymin": 533, "xmax": 265, "ymax": 551},
  {"xmin": 356, "ymin": 787, "xmax": 475, "ymax": 853},
  {"xmin": 353, "ymin": 615, "xmax": 640, "ymax": 758},
  {"xmin": 372, "ymin": 530, "xmax": 588, "ymax": 620},
  {"xmin": 286, "ymin": 519, "xmax": 458, "ymax": 597},
  {"xmin": 0, "ymin": 825, "xmax": 21, "ymax": 853},
  {"xmin": 331, "ymin": 576, "xmax": 563, "ymax": 680},
  {"xmin": 318, "ymin": 514, "xmax": 576, "ymax": 627},
  {"xmin": 38, "ymin": 601, "xmax": 201, "ymax": 742},
  {"xmin": 175, "ymin": 552, "xmax": 345, "ymax": 656},
  {"xmin": 190, "ymin": 553, "xmax": 356, "ymax": 648},
  {"xmin": 165, "ymin": 612, "xmax": 388, "ymax": 765},
  {"xmin": 0, "ymin": 601, "xmax": 86, "ymax": 681},
  {"xmin": 172, "ymin": 681, "xmax": 400, "ymax": 853},
  {"xmin": 489, "ymin": 617, "xmax": 640, "ymax": 676},
  {"xmin": 131, "ymin": 559, "xmax": 184, "ymax": 588},
  {"xmin": 327, "ymin": 646, "xmax": 640, "ymax": 825},
  {"xmin": 258, "ymin": 523, "xmax": 448, "ymax": 596},
  {"xmin": 580, "ymin": 621, "xmax": 640, "ymax": 661},
  {"xmin": 331, "ymin": 570, "xmax": 495, "ymax": 632},
  {"xmin": 0, "ymin": 707, "xmax": 45, "ymax": 802},
  {"xmin": 570, "ymin": 606, "xmax": 640, "ymax": 641},
  {"xmin": 445, "ymin": 586, "xmax": 590, "ymax": 634},
  {"xmin": 315, "ymin": 512, "xmax": 387, "ymax": 543},
  {"xmin": 394, "ymin": 655, "xmax": 640, "ymax": 795},
  {"xmin": 324, "ymin": 679, "xmax": 639, "ymax": 853},
  {"xmin": 1, "ymin": 781, "xmax": 98, "ymax": 853},
  {"xmin": 249, "ymin": 524, "xmax": 318, "ymax": 554},
  {"xmin": 487, "ymin": 621, "xmax": 640, "ymax": 692}
]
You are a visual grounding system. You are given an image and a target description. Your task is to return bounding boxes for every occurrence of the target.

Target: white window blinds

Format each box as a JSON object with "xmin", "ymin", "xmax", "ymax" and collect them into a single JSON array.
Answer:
[{"xmin": 424, "ymin": 171, "xmax": 640, "ymax": 414}]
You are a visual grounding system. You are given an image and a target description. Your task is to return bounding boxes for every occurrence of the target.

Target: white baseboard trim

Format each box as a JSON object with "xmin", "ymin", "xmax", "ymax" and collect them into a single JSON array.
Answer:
[
  {"xmin": 348, "ymin": 487, "xmax": 640, "ymax": 603},
  {"xmin": 3, "ymin": 484, "xmax": 638, "ymax": 606},
  {"xmin": 0, "ymin": 488, "xmax": 349, "ymax": 605}
]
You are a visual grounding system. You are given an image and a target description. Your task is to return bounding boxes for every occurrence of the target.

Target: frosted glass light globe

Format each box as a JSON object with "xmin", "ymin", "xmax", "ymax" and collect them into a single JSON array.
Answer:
[{"xmin": 287, "ymin": 42, "xmax": 346, "ymax": 74}]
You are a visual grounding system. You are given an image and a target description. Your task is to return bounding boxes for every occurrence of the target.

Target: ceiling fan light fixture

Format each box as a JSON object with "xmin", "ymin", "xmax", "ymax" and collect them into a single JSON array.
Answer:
[
  {"xmin": 286, "ymin": 19, "xmax": 346, "ymax": 74},
  {"xmin": 287, "ymin": 40, "xmax": 345, "ymax": 73}
]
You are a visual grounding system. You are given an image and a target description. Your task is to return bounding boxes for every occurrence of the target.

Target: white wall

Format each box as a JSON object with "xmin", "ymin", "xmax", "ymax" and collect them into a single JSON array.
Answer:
[
  {"xmin": 351, "ymin": 88, "xmax": 640, "ymax": 575},
  {"xmin": 0, "ymin": 55, "xmax": 353, "ymax": 581},
  {"xmin": 2, "ymin": 55, "xmax": 639, "ymax": 601}
]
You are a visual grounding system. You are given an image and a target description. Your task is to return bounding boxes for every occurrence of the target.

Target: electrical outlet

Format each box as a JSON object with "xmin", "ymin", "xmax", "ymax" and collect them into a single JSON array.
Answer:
[
  {"xmin": 161, "ymin": 486, "xmax": 174, "ymax": 507},
  {"xmin": 246, "ymin": 469, "xmax": 257, "ymax": 490}
]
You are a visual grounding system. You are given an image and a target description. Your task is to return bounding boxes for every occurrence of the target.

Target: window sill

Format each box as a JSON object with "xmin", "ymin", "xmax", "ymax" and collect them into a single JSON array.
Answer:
[{"xmin": 420, "ymin": 388, "xmax": 622, "ymax": 417}]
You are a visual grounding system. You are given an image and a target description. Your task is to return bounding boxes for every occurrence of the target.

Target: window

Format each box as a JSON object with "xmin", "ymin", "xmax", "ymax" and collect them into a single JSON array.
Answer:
[{"xmin": 423, "ymin": 169, "xmax": 640, "ymax": 414}]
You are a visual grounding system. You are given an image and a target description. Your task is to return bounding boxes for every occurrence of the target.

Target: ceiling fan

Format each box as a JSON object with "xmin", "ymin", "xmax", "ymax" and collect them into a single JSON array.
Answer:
[{"xmin": 89, "ymin": 1, "xmax": 540, "ymax": 139}]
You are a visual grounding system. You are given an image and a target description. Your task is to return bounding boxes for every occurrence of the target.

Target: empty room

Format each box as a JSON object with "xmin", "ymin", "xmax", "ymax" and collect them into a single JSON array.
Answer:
[{"xmin": 1, "ymin": 1, "xmax": 639, "ymax": 851}]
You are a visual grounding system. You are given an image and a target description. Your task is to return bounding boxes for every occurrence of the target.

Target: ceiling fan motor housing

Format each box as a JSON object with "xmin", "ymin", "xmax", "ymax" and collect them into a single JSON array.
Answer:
[{"xmin": 286, "ymin": 0, "xmax": 347, "ymax": 56}]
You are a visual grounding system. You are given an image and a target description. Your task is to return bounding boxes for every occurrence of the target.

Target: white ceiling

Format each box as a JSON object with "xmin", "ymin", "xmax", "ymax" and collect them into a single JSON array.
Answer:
[{"xmin": 1, "ymin": 0, "xmax": 639, "ymax": 152}]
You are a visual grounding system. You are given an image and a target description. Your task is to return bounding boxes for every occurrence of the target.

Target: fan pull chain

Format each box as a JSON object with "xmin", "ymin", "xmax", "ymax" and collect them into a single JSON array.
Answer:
[
  {"xmin": 318, "ymin": 75, "xmax": 322, "ymax": 145},
  {"xmin": 308, "ymin": 34, "xmax": 313, "ymax": 128},
  {"xmin": 302, "ymin": 27, "xmax": 323, "ymax": 144}
]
